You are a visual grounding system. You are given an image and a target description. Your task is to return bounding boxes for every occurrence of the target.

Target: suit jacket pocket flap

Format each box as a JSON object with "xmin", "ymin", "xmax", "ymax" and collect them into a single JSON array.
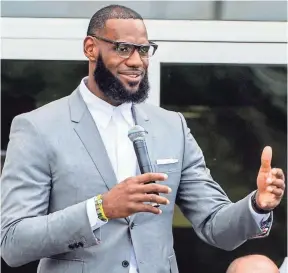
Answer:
[{"xmin": 39, "ymin": 258, "xmax": 83, "ymax": 273}]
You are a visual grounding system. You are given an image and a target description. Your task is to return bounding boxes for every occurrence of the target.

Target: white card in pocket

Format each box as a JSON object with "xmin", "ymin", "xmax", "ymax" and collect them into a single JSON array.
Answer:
[{"xmin": 156, "ymin": 158, "xmax": 178, "ymax": 165}]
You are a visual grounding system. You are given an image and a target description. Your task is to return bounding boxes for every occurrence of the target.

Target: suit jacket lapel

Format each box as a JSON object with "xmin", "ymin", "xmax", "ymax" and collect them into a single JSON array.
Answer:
[
  {"xmin": 130, "ymin": 104, "xmax": 156, "ymax": 223},
  {"xmin": 69, "ymin": 88, "xmax": 118, "ymax": 192},
  {"xmin": 69, "ymin": 90, "xmax": 155, "ymax": 224},
  {"xmin": 133, "ymin": 104, "xmax": 156, "ymax": 172}
]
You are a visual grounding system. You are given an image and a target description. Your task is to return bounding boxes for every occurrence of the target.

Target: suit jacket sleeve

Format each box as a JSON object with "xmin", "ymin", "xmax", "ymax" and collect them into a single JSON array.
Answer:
[
  {"xmin": 1, "ymin": 115, "xmax": 99, "ymax": 267},
  {"xmin": 176, "ymin": 112, "xmax": 271, "ymax": 251}
]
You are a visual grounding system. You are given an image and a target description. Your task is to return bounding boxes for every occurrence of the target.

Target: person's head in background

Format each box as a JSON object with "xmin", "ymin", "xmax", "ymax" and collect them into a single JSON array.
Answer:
[
  {"xmin": 226, "ymin": 254, "xmax": 279, "ymax": 273},
  {"xmin": 83, "ymin": 4, "xmax": 158, "ymax": 106}
]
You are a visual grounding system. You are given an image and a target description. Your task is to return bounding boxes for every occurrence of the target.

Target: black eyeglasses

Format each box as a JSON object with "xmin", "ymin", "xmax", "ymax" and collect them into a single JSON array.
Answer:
[{"xmin": 88, "ymin": 34, "xmax": 158, "ymax": 59}]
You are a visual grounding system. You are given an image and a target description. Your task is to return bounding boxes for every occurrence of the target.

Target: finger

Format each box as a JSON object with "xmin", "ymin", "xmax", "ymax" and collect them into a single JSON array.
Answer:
[
  {"xmin": 267, "ymin": 178, "xmax": 286, "ymax": 190},
  {"xmin": 260, "ymin": 146, "xmax": 272, "ymax": 171},
  {"xmin": 267, "ymin": 186, "xmax": 284, "ymax": 197},
  {"xmin": 136, "ymin": 203, "xmax": 162, "ymax": 214},
  {"xmin": 133, "ymin": 173, "xmax": 168, "ymax": 184},
  {"xmin": 141, "ymin": 183, "xmax": 172, "ymax": 194},
  {"xmin": 271, "ymin": 168, "xmax": 285, "ymax": 180},
  {"xmin": 133, "ymin": 194, "xmax": 170, "ymax": 205}
]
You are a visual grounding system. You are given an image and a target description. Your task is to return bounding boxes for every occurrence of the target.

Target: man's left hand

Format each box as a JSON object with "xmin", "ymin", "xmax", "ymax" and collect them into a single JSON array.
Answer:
[{"xmin": 256, "ymin": 146, "xmax": 285, "ymax": 211}]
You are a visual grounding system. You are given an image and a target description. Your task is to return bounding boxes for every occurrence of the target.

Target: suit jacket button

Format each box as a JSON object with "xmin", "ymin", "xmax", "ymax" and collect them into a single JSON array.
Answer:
[{"xmin": 122, "ymin": 260, "xmax": 129, "ymax": 268}]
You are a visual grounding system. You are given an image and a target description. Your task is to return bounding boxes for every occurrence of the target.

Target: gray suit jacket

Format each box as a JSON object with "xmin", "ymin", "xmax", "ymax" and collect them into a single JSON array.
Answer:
[{"xmin": 1, "ymin": 88, "xmax": 269, "ymax": 273}]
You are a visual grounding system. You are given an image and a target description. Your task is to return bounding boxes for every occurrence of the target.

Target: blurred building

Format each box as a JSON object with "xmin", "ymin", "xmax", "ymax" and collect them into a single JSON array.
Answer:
[{"xmin": 1, "ymin": 1, "xmax": 287, "ymax": 273}]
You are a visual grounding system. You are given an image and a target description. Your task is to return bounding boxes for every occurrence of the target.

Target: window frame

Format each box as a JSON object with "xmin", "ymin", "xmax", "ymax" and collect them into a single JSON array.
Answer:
[{"xmin": 1, "ymin": 17, "xmax": 286, "ymax": 106}]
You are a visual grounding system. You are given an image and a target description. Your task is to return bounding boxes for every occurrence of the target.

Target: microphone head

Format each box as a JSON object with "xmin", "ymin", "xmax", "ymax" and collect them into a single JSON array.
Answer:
[{"xmin": 128, "ymin": 125, "xmax": 147, "ymax": 142}]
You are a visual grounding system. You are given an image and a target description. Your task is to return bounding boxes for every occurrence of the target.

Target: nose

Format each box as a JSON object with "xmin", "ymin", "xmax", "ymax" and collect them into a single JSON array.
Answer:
[{"xmin": 125, "ymin": 49, "xmax": 143, "ymax": 68}]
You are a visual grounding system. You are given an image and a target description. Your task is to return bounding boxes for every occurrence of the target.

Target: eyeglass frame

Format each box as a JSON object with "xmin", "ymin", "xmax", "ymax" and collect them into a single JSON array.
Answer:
[{"xmin": 87, "ymin": 34, "xmax": 158, "ymax": 59}]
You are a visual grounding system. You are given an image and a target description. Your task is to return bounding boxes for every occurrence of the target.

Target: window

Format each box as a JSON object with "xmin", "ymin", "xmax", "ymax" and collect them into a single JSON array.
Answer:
[
  {"xmin": 1, "ymin": 59, "xmax": 88, "ymax": 159},
  {"xmin": 222, "ymin": 1, "xmax": 287, "ymax": 21},
  {"xmin": 161, "ymin": 63, "xmax": 287, "ymax": 272},
  {"xmin": 2, "ymin": 1, "xmax": 286, "ymax": 21},
  {"xmin": 1, "ymin": 1, "xmax": 215, "ymax": 20}
]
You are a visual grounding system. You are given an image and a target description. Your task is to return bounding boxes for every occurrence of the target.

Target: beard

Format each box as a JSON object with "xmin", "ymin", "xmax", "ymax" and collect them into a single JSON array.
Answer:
[{"xmin": 93, "ymin": 54, "xmax": 150, "ymax": 104}]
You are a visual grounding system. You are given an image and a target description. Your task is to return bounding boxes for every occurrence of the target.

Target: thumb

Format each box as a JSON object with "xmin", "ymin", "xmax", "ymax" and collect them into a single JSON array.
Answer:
[{"xmin": 260, "ymin": 146, "xmax": 272, "ymax": 171}]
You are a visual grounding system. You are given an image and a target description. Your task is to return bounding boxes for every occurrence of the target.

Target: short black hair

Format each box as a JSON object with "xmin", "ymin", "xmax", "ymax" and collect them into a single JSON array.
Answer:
[{"xmin": 87, "ymin": 4, "xmax": 143, "ymax": 35}]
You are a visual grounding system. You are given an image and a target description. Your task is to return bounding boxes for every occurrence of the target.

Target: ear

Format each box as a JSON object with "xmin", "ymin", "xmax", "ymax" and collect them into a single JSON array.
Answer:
[{"xmin": 83, "ymin": 36, "xmax": 98, "ymax": 61}]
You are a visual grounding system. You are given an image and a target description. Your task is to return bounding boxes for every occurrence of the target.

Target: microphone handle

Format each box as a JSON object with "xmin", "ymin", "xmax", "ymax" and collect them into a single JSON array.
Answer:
[
  {"xmin": 133, "ymin": 139, "xmax": 160, "ymax": 207},
  {"xmin": 133, "ymin": 139, "xmax": 153, "ymax": 174}
]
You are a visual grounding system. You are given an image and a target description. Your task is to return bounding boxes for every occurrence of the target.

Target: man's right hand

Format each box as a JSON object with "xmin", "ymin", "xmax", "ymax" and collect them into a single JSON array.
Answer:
[{"xmin": 101, "ymin": 173, "xmax": 171, "ymax": 219}]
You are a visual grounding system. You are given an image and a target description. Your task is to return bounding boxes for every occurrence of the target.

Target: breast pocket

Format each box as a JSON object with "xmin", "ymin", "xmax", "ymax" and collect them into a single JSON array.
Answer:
[
  {"xmin": 38, "ymin": 258, "xmax": 84, "ymax": 273},
  {"xmin": 155, "ymin": 161, "xmax": 180, "ymax": 173}
]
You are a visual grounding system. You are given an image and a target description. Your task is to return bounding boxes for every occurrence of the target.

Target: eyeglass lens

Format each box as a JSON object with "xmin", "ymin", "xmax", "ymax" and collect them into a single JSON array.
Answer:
[{"xmin": 116, "ymin": 43, "xmax": 154, "ymax": 58}]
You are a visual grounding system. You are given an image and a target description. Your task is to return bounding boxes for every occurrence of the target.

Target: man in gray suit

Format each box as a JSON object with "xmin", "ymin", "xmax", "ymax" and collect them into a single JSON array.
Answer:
[{"xmin": 1, "ymin": 5, "xmax": 286, "ymax": 273}]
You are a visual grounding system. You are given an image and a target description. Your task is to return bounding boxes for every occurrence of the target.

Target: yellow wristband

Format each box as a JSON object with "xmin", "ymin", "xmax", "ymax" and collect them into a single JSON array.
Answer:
[{"xmin": 95, "ymin": 194, "xmax": 108, "ymax": 221}]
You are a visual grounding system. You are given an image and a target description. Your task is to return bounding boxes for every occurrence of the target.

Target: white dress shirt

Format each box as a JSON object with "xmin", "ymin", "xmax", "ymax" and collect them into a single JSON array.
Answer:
[
  {"xmin": 79, "ymin": 77, "xmax": 270, "ymax": 272},
  {"xmin": 80, "ymin": 77, "xmax": 138, "ymax": 273}
]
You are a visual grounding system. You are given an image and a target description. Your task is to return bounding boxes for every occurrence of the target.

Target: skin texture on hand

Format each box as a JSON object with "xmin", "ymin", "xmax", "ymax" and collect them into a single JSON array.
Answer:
[
  {"xmin": 256, "ymin": 146, "xmax": 285, "ymax": 211},
  {"xmin": 101, "ymin": 173, "xmax": 171, "ymax": 219}
]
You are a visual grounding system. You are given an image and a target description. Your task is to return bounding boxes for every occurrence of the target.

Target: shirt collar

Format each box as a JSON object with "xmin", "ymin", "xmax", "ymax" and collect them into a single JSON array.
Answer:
[{"xmin": 79, "ymin": 77, "xmax": 133, "ymax": 128}]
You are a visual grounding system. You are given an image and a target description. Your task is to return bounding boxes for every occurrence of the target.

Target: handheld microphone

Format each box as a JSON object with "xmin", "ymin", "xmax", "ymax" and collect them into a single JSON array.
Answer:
[{"xmin": 128, "ymin": 125, "xmax": 159, "ymax": 207}]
